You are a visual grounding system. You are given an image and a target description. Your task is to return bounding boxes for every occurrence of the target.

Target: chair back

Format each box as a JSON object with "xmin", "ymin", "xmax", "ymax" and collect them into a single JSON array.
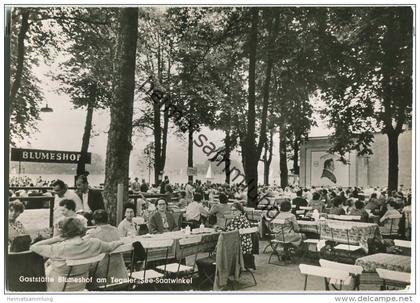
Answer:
[
  {"xmin": 64, "ymin": 253, "xmax": 106, "ymax": 291},
  {"xmin": 319, "ymin": 259, "xmax": 363, "ymax": 275},
  {"xmin": 97, "ymin": 244, "xmax": 133, "ymax": 290},
  {"xmin": 65, "ymin": 253, "xmax": 106, "ymax": 266},
  {"xmin": 271, "ymin": 218, "xmax": 288, "ymax": 242},
  {"xmin": 239, "ymin": 227, "xmax": 258, "ymax": 235},
  {"xmin": 382, "ymin": 214, "xmax": 402, "ymax": 236}
]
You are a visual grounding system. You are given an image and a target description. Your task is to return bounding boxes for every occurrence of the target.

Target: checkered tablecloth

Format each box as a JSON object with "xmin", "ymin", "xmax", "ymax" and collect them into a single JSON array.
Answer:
[
  {"xmin": 121, "ymin": 230, "xmax": 219, "ymax": 261},
  {"xmin": 355, "ymin": 253, "xmax": 411, "ymax": 273},
  {"xmin": 292, "ymin": 220, "xmax": 380, "ymax": 252}
]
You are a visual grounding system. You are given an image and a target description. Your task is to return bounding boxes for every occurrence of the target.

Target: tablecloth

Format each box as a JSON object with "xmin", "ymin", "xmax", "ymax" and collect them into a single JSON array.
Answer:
[{"xmin": 355, "ymin": 253, "xmax": 411, "ymax": 273}]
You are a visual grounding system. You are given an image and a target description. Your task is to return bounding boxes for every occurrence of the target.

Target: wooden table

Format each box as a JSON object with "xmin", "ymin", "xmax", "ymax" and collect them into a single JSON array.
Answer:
[
  {"xmin": 269, "ymin": 219, "xmax": 381, "ymax": 252},
  {"xmin": 120, "ymin": 229, "xmax": 220, "ymax": 261},
  {"xmin": 355, "ymin": 253, "xmax": 411, "ymax": 273}
]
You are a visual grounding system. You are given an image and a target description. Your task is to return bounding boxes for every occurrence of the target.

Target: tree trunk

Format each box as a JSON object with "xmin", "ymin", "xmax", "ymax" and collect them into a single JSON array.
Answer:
[
  {"xmin": 10, "ymin": 9, "xmax": 30, "ymax": 105},
  {"xmin": 292, "ymin": 137, "xmax": 299, "ymax": 175},
  {"xmin": 224, "ymin": 129, "xmax": 231, "ymax": 184},
  {"xmin": 263, "ymin": 154, "xmax": 269, "ymax": 186},
  {"xmin": 279, "ymin": 127, "xmax": 288, "ymax": 189},
  {"xmin": 188, "ymin": 127, "xmax": 194, "ymax": 183},
  {"xmin": 263, "ymin": 128, "xmax": 274, "ymax": 185},
  {"xmin": 256, "ymin": 12, "xmax": 279, "ymax": 159},
  {"xmin": 387, "ymin": 131, "xmax": 399, "ymax": 191},
  {"xmin": 103, "ymin": 8, "xmax": 138, "ymax": 225},
  {"xmin": 153, "ymin": 100, "xmax": 162, "ymax": 185},
  {"xmin": 244, "ymin": 8, "xmax": 259, "ymax": 208},
  {"xmin": 76, "ymin": 99, "xmax": 94, "ymax": 177}
]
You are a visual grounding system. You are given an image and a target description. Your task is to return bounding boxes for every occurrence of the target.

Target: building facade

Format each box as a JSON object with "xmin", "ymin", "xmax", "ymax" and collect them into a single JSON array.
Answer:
[{"xmin": 299, "ymin": 130, "xmax": 412, "ymax": 188}]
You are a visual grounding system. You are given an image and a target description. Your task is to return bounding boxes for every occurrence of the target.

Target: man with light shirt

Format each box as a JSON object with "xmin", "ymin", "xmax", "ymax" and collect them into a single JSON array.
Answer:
[
  {"xmin": 52, "ymin": 179, "xmax": 83, "ymax": 223},
  {"xmin": 185, "ymin": 193, "xmax": 209, "ymax": 227}
]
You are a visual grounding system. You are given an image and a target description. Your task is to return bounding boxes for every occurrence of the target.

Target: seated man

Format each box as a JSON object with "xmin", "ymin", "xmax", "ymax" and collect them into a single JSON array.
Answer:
[
  {"xmin": 185, "ymin": 193, "xmax": 209, "ymax": 228},
  {"xmin": 148, "ymin": 199, "xmax": 178, "ymax": 234}
]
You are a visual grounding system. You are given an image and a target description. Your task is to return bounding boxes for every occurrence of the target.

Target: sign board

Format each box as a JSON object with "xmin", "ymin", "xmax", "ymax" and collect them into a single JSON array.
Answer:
[
  {"xmin": 10, "ymin": 148, "xmax": 91, "ymax": 164},
  {"xmin": 187, "ymin": 166, "xmax": 197, "ymax": 176}
]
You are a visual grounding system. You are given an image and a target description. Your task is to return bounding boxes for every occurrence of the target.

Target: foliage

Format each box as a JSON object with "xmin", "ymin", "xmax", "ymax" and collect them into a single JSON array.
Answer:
[{"xmin": 319, "ymin": 7, "xmax": 413, "ymax": 159}]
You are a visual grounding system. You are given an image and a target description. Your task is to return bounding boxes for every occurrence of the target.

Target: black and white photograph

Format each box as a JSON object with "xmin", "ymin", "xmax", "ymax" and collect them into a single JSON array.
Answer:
[{"xmin": 4, "ymin": 2, "xmax": 416, "ymax": 301}]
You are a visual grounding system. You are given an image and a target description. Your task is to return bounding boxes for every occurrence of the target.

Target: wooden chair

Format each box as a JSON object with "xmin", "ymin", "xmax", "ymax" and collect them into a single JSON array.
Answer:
[
  {"xmin": 319, "ymin": 259, "xmax": 363, "ymax": 290},
  {"xmin": 130, "ymin": 239, "xmax": 174, "ymax": 289},
  {"xmin": 238, "ymin": 227, "xmax": 258, "ymax": 288},
  {"xmin": 303, "ymin": 223, "xmax": 324, "ymax": 259},
  {"xmin": 328, "ymin": 222, "xmax": 363, "ymax": 254},
  {"xmin": 268, "ymin": 219, "xmax": 296, "ymax": 266},
  {"xmin": 63, "ymin": 253, "xmax": 106, "ymax": 291},
  {"xmin": 376, "ymin": 268, "xmax": 411, "ymax": 290},
  {"xmin": 94, "ymin": 243, "xmax": 133, "ymax": 291},
  {"xmin": 299, "ymin": 263, "xmax": 351, "ymax": 291},
  {"xmin": 380, "ymin": 214, "xmax": 403, "ymax": 239},
  {"xmin": 155, "ymin": 236, "xmax": 202, "ymax": 289},
  {"xmin": 196, "ymin": 230, "xmax": 242, "ymax": 290}
]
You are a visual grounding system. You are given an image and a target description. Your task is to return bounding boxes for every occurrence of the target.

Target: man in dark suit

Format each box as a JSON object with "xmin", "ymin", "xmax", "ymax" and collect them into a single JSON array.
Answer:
[{"xmin": 76, "ymin": 175, "xmax": 105, "ymax": 225}]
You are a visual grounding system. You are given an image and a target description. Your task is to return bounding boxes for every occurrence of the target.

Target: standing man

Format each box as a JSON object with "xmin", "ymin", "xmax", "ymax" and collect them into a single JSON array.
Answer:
[
  {"xmin": 185, "ymin": 180, "xmax": 194, "ymax": 203},
  {"xmin": 140, "ymin": 179, "xmax": 149, "ymax": 193},
  {"xmin": 52, "ymin": 180, "xmax": 82, "ymax": 223},
  {"xmin": 75, "ymin": 175, "xmax": 105, "ymax": 224},
  {"xmin": 160, "ymin": 175, "xmax": 169, "ymax": 194}
]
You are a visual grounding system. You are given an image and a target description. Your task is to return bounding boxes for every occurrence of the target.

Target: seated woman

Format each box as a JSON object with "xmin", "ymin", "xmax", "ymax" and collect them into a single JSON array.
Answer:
[
  {"xmin": 30, "ymin": 217, "xmax": 123, "ymax": 292},
  {"xmin": 177, "ymin": 191, "xmax": 188, "ymax": 208},
  {"xmin": 308, "ymin": 192, "xmax": 325, "ymax": 213},
  {"xmin": 8, "ymin": 200, "xmax": 27, "ymax": 244},
  {"xmin": 118, "ymin": 203, "xmax": 138, "ymax": 237},
  {"xmin": 84, "ymin": 210, "xmax": 128, "ymax": 288},
  {"xmin": 379, "ymin": 199, "xmax": 402, "ymax": 234},
  {"xmin": 349, "ymin": 200, "xmax": 370, "ymax": 222},
  {"xmin": 208, "ymin": 193, "xmax": 232, "ymax": 228},
  {"xmin": 54, "ymin": 199, "xmax": 88, "ymax": 236},
  {"xmin": 328, "ymin": 197, "xmax": 346, "ymax": 216},
  {"xmin": 225, "ymin": 202, "xmax": 252, "ymax": 256},
  {"xmin": 148, "ymin": 199, "xmax": 178, "ymax": 234},
  {"xmin": 365, "ymin": 193, "xmax": 380, "ymax": 213},
  {"xmin": 271, "ymin": 200, "xmax": 304, "ymax": 248}
]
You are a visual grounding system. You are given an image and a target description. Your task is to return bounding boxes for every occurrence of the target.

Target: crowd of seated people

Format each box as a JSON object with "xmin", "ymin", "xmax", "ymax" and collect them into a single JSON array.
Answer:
[{"xmin": 8, "ymin": 179, "xmax": 413, "ymax": 292}]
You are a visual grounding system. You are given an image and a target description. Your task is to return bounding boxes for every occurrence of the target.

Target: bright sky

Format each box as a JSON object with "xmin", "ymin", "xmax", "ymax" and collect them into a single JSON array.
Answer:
[{"xmin": 14, "ymin": 36, "xmax": 331, "ymax": 174}]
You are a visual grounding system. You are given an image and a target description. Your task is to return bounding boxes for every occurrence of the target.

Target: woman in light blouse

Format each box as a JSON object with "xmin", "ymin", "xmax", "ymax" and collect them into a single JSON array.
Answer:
[{"xmin": 30, "ymin": 217, "xmax": 123, "ymax": 292}]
